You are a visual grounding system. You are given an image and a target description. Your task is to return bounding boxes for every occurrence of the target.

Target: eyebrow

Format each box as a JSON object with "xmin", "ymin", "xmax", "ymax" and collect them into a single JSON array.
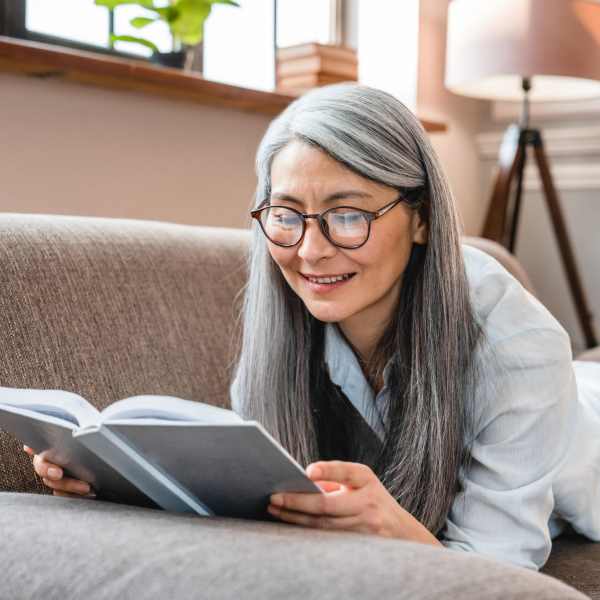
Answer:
[{"xmin": 269, "ymin": 190, "xmax": 373, "ymax": 205}]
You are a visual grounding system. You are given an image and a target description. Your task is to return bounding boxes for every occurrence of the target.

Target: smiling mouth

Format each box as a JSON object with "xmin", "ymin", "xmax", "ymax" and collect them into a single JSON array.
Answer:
[{"xmin": 300, "ymin": 272, "xmax": 357, "ymax": 284}]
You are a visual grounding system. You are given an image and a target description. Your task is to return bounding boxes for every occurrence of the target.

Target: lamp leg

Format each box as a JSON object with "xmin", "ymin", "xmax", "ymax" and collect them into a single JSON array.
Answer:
[
  {"xmin": 482, "ymin": 124, "xmax": 523, "ymax": 244},
  {"xmin": 530, "ymin": 132, "xmax": 598, "ymax": 348},
  {"xmin": 507, "ymin": 134, "xmax": 528, "ymax": 253}
]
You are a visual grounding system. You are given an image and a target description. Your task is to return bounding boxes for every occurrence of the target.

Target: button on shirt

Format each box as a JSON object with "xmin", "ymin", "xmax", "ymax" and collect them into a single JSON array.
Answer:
[{"xmin": 323, "ymin": 244, "xmax": 600, "ymax": 571}]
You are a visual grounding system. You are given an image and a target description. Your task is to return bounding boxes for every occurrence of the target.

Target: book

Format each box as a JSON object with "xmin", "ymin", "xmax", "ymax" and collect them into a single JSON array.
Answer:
[{"xmin": 0, "ymin": 387, "xmax": 322, "ymax": 519}]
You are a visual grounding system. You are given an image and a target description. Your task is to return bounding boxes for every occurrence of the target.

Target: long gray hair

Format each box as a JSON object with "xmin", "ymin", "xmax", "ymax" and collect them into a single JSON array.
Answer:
[{"xmin": 232, "ymin": 83, "xmax": 485, "ymax": 536}]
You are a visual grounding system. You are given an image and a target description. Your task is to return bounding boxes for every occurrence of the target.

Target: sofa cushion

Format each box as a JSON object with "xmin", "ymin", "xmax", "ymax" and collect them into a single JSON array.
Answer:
[
  {"xmin": 0, "ymin": 492, "xmax": 587, "ymax": 600},
  {"xmin": 543, "ymin": 528, "xmax": 600, "ymax": 599}
]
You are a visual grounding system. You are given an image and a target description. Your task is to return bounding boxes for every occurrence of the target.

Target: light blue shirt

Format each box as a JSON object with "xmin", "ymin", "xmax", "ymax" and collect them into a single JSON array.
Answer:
[{"xmin": 324, "ymin": 244, "xmax": 600, "ymax": 571}]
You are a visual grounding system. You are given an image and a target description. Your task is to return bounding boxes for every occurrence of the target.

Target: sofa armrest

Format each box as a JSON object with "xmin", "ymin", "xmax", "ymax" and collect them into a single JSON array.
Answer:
[
  {"xmin": 575, "ymin": 347, "xmax": 600, "ymax": 362},
  {"xmin": 462, "ymin": 236, "xmax": 538, "ymax": 298}
]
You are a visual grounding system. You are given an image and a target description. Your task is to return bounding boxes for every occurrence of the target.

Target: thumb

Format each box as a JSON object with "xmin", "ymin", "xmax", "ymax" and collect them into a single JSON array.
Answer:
[{"xmin": 315, "ymin": 480, "xmax": 343, "ymax": 493}]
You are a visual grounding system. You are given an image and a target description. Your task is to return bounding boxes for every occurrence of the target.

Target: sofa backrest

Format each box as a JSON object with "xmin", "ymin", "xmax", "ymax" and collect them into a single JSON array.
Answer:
[
  {"xmin": 0, "ymin": 214, "xmax": 250, "ymax": 493},
  {"xmin": 0, "ymin": 214, "xmax": 536, "ymax": 494}
]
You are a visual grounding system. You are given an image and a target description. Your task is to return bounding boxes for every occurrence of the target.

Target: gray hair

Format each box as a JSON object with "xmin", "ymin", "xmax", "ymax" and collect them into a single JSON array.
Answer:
[{"xmin": 232, "ymin": 83, "xmax": 485, "ymax": 536}]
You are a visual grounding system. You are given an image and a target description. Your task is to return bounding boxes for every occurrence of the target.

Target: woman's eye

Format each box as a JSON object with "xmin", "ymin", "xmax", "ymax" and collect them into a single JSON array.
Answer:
[
  {"xmin": 332, "ymin": 212, "xmax": 362, "ymax": 224},
  {"xmin": 272, "ymin": 214, "xmax": 297, "ymax": 229}
]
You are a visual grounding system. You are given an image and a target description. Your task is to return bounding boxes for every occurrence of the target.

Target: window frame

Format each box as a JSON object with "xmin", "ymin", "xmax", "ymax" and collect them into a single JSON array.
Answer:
[{"xmin": 0, "ymin": 0, "xmax": 142, "ymax": 60}]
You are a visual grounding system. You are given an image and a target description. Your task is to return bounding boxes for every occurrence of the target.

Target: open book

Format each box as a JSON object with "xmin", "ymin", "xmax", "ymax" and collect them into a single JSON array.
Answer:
[{"xmin": 0, "ymin": 387, "xmax": 322, "ymax": 519}]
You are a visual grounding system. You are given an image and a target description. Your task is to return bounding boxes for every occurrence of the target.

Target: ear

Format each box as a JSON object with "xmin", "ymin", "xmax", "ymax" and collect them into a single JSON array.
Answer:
[{"xmin": 411, "ymin": 210, "xmax": 428, "ymax": 245}]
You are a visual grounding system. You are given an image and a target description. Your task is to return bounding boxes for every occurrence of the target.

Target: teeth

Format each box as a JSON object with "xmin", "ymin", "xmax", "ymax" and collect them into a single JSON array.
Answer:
[{"xmin": 307, "ymin": 273, "xmax": 353, "ymax": 284}]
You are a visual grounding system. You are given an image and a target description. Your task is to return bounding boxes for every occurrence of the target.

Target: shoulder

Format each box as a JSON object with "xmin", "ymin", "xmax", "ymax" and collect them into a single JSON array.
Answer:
[
  {"xmin": 461, "ymin": 243, "xmax": 570, "ymax": 353},
  {"xmin": 460, "ymin": 244, "xmax": 575, "ymax": 435}
]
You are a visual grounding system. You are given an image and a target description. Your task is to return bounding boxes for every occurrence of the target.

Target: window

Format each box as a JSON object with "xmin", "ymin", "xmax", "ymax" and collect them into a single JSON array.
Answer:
[
  {"xmin": 21, "ymin": 0, "xmax": 172, "ymax": 57},
  {"xmin": 26, "ymin": 0, "xmax": 110, "ymax": 47},
  {"xmin": 203, "ymin": 0, "xmax": 275, "ymax": 91},
  {"xmin": 203, "ymin": 0, "xmax": 338, "ymax": 91},
  {"xmin": 276, "ymin": 0, "xmax": 334, "ymax": 48},
  {"xmin": 3, "ymin": 0, "xmax": 340, "ymax": 91}
]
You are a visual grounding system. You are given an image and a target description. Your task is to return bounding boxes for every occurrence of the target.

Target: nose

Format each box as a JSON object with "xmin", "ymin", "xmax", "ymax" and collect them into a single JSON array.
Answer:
[{"xmin": 296, "ymin": 217, "xmax": 337, "ymax": 262}]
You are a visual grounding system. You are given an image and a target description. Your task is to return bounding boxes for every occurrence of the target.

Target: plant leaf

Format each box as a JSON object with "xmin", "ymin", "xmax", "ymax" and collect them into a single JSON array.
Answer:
[
  {"xmin": 168, "ymin": 0, "xmax": 211, "ymax": 46},
  {"xmin": 110, "ymin": 34, "xmax": 159, "ymax": 53},
  {"xmin": 130, "ymin": 16, "xmax": 157, "ymax": 28},
  {"xmin": 154, "ymin": 6, "xmax": 179, "ymax": 22},
  {"xmin": 95, "ymin": 0, "xmax": 156, "ymax": 9},
  {"xmin": 208, "ymin": 0, "xmax": 240, "ymax": 6}
]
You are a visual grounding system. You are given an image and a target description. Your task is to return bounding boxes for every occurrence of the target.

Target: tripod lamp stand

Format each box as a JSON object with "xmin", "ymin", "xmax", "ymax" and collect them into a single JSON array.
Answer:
[{"xmin": 445, "ymin": 0, "xmax": 600, "ymax": 349}]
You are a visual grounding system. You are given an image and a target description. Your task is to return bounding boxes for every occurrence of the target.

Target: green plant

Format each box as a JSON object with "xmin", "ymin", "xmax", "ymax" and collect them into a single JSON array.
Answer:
[{"xmin": 94, "ymin": 0, "xmax": 239, "ymax": 56}]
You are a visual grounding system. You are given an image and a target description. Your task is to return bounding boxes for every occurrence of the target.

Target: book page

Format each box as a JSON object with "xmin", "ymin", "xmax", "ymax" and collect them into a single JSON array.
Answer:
[
  {"xmin": 0, "ymin": 386, "xmax": 100, "ymax": 428},
  {"xmin": 99, "ymin": 395, "xmax": 242, "ymax": 425}
]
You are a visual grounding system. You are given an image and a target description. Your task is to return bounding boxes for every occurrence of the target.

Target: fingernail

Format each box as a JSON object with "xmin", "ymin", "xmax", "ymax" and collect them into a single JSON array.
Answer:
[
  {"xmin": 48, "ymin": 467, "xmax": 62, "ymax": 479},
  {"xmin": 270, "ymin": 494, "xmax": 283, "ymax": 506},
  {"xmin": 78, "ymin": 484, "xmax": 91, "ymax": 494},
  {"xmin": 308, "ymin": 466, "xmax": 322, "ymax": 479}
]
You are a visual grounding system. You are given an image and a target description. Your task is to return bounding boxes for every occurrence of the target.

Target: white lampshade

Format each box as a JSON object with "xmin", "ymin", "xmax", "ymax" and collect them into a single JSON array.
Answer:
[{"xmin": 445, "ymin": 0, "xmax": 600, "ymax": 102}]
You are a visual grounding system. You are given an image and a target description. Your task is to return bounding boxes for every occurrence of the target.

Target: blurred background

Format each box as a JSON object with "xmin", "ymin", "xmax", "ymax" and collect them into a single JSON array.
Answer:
[{"xmin": 0, "ymin": 0, "xmax": 599, "ymax": 352}]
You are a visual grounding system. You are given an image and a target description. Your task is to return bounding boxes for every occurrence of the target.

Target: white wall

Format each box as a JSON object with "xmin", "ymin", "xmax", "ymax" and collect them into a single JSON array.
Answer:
[
  {"xmin": 417, "ymin": 0, "xmax": 490, "ymax": 236},
  {"xmin": 1, "ymin": 72, "xmax": 271, "ymax": 229}
]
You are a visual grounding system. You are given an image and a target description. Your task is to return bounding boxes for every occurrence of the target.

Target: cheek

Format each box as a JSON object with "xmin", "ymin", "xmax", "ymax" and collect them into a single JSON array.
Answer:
[
  {"xmin": 354, "ymin": 228, "xmax": 414, "ymax": 285},
  {"xmin": 268, "ymin": 243, "xmax": 293, "ymax": 266},
  {"xmin": 267, "ymin": 245, "xmax": 297, "ymax": 283}
]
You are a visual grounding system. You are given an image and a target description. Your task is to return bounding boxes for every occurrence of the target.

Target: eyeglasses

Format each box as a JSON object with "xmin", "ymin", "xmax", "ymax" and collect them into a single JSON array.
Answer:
[{"xmin": 250, "ymin": 191, "xmax": 416, "ymax": 250}]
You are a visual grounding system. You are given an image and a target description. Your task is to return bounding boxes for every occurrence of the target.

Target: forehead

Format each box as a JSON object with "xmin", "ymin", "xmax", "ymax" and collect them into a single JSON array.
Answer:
[{"xmin": 270, "ymin": 140, "xmax": 369, "ymax": 191}]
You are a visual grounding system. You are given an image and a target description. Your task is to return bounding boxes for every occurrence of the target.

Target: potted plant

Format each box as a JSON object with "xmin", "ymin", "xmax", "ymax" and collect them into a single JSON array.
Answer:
[{"xmin": 94, "ymin": 0, "xmax": 239, "ymax": 71}]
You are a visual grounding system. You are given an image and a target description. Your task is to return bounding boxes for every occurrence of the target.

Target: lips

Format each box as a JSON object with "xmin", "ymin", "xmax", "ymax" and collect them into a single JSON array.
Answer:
[{"xmin": 300, "ymin": 272, "xmax": 357, "ymax": 279}]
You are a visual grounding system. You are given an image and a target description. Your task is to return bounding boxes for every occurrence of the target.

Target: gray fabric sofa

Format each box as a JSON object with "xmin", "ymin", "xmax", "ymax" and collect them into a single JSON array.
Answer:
[{"xmin": 0, "ymin": 213, "xmax": 597, "ymax": 600}]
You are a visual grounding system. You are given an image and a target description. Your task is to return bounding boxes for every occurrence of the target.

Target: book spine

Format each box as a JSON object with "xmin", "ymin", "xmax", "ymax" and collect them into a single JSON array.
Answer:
[{"xmin": 74, "ymin": 425, "xmax": 214, "ymax": 516}]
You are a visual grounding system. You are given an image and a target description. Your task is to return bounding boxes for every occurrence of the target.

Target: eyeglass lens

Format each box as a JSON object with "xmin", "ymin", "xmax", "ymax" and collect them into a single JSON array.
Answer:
[{"xmin": 259, "ymin": 206, "xmax": 369, "ymax": 247}]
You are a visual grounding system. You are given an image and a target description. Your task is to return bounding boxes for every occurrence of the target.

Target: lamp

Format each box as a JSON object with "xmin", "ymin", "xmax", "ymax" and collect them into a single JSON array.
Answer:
[{"xmin": 445, "ymin": 0, "xmax": 600, "ymax": 349}]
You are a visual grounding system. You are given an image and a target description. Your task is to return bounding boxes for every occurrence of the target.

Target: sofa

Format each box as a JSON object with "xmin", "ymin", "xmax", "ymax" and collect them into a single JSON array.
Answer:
[{"xmin": 0, "ymin": 213, "xmax": 598, "ymax": 600}]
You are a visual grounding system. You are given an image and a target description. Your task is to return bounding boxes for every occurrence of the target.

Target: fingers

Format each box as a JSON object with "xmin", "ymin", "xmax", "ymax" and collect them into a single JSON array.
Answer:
[
  {"xmin": 270, "ymin": 485, "xmax": 366, "ymax": 517},
  {"xmin": 269, "ymin": 461, "xmax": 379, "ymax": 517},
  {"xmin": 315, "ymin": 480, "xmax": 343, "ymax": 493},
  {"xmin": 23, "ymin": 445, "xmax": 35, "ymax": 456},
  {"xmin": 42, "ymin": 476, "xmax": 94, "ymax": 496},
  {"xmin": 52, "ymin": 490, "xmax": 96, "ymax": 499},
  {"xmin": 307, "ymin": 461, "xmax": 374, "ymax": 489},
  {"xmin": 32, "ymin": 453, "xmax": 64, "ymax": 480},
  {"xmin": 30, "ymin": 451, "xmax": 95, "ymax": 496},
  {"xmin": 267, "ymin": 506, "xmax": 364, "ymax": 531}
]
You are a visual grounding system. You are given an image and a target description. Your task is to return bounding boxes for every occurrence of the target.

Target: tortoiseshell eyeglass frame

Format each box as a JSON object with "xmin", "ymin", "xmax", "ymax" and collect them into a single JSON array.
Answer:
[{"xmin": 250, "ymin": 188, "xmax": 423, "ymax": 249}]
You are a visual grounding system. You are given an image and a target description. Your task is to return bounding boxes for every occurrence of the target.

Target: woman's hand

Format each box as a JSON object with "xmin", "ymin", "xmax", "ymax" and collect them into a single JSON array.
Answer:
[
  {"xmin": 23, "ymin": 445, "xmax": 96, "ymax": 499},
  {"xmin": 268, "ymin": 460, "xmax": 441, "ymax": 546}
]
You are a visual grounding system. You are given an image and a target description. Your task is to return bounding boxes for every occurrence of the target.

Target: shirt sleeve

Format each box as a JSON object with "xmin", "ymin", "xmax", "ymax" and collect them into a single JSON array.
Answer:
[{"xmin": 439, "ymin": 324, "xmax": 578, "ymax": 571}]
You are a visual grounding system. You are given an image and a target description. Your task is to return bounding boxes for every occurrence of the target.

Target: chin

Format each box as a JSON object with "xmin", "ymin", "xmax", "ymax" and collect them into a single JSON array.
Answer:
[{"xmin": 302, "ymin": 300, "xmax": 354, "ymax": 324}]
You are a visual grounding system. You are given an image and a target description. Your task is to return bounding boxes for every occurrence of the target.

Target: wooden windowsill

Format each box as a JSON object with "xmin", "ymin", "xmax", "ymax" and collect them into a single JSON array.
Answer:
[{"xmin": 0, "ymin": 36, "xmax": 447, "ymax": 131}]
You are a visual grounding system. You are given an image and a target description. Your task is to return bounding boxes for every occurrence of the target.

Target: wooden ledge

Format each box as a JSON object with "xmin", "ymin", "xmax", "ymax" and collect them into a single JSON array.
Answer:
[{"xmin": 0, "ymin": 36, "xmax": 447, "ymax": 130}]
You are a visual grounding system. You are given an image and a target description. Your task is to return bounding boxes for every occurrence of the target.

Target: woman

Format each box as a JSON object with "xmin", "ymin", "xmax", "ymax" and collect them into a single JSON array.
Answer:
[{"xmin": 26, "ymin": 83, "xmax": 600, "ymax": 572}]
